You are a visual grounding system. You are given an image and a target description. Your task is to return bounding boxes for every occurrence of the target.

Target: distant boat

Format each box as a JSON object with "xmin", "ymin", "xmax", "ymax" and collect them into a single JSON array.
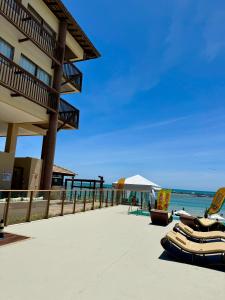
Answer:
[
  {"xmin": 174, "ymin": 210, "xmax": 191, "ymax": 216},
  {"xmin": 208, "ymin": 214, "xmax": 225, "ymax": 221}
]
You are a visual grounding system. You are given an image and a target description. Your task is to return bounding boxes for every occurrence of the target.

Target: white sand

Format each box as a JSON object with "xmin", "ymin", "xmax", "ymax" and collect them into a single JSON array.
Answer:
[{"xmin": 0, "ymin": 205, "xmax": 224, "ymax": 300}]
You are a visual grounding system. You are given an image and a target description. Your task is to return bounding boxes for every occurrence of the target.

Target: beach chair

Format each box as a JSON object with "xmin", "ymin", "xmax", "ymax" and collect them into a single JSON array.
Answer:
[
  {"xmin": 150, "ymin": 209, "xmax": 173, "ymax": 226},
  {"xmin": 174, "ymin": 222, "xmax": 225, "ymax": 242},
  {"xmin": 161, "ymin": 230, "xmax": 225, "ymax": 268},
  {"xmin": 180, "ymin": 215, "xmax": 225, "ymax": 232}
]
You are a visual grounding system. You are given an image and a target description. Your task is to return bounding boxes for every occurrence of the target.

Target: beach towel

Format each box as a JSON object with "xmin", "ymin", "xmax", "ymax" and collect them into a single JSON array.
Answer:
[
  {"xmin": 157, "ymin": 189, "xmax": 172, "ymax": 211},
  {"xmin": 208, "ymin": 187, "xmax": 225, "ymax": 215},
  {"xmin": 116, "ymin": 178, "xmax": 125, "ymax": 190}
]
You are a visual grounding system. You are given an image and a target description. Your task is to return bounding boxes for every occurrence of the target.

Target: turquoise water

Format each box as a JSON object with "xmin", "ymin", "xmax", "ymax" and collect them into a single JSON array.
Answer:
[
  {"xmin": 170, "ymin": 193, "xmax": 213, "ymax": 217},
  {"xmin": 169, "ymin": 189, "xmax": 225, "ymax": 217},
  {"xmin": 104, "ymin": 185, "xmax": 225, "ymax": 217},
  {"xmin": 67, "ymin": 183, "xmax": 225, "ymax": 217}
]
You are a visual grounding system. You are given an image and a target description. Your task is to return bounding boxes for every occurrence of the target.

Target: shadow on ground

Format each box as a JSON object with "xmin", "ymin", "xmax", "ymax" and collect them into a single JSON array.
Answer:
[
  {"xmin": 159, "ymin": 251, "xmax": 225, "ymax": 273},
  {"xmin": 148, "ymin": 222, "xmax": 168, "ymax": 227}
]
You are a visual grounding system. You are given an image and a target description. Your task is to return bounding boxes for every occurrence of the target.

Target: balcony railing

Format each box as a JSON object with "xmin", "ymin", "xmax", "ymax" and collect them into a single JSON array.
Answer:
[
  {"xmin": 0, "ymin": 0, "xmax": 57, "ymax": 62},
  {"xmin": 59, "ymin": 99, "xmax": 79, "ymax": 129},
  {"xmin": 63, "ymin": 63, "xmax": 83, "ymax": 92},
  {"xmin": 0, "ymin": 53, "xmax": 58, "ymax": 111}
]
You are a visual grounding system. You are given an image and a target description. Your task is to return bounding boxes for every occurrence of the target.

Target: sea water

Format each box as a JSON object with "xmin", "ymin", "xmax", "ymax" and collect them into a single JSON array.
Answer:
[
  {"xmin": 105, "ymin": 186, "xmax": 225, "ymax": 217},
  {"xmin": 67, "ymin": 183, "xmax": 225, "ymax": 217},
  {"xmin": 169, "ymin": 189, "xmax": 224, "ymax": 217}
]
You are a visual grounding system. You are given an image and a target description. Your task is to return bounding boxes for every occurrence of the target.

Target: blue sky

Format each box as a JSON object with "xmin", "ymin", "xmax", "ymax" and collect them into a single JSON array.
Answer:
[{"xmin": 2, "ymin": 0, "xmax": 225, "ymax": 191}]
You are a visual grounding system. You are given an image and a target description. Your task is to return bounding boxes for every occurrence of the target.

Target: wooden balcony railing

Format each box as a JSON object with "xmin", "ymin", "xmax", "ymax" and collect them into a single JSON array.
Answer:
[
  {"xmin": 0, "ymin": 53, "xmax": 58, "ymax": 111},
  {"xmin": 0, "ymin": 0, "xmax": 57, "ymax": 62},
  {"xmin": 59, "ymin": 99, "xmax": 80, "ymax": 129},
  {"xmin": 63, "ymin": 63, "xmax": 83, "ymax": 92}
]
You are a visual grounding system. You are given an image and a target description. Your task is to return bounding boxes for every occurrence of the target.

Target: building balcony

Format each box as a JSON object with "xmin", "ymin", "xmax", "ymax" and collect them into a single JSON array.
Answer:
[
  {"xmin": 62, "ymin": 63, "xmax": 83, "ymax": 93},
  {"xmin": 0, "ymin": 0, "xmax": 57, "ymax": 62},
  {"xmin": 59, "ymin": 99, "xmax": 79, "ymax": 129},
  {"xmin": 0, "ymin": 52, "xmax": 58, "ymax": 111},
  {"xmin": 0, "ymin": 53, "xmax": 79, "ymax": 130}
]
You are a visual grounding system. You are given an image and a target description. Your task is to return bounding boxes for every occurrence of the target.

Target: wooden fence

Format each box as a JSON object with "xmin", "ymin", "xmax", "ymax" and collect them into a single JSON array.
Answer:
[{"xmin": 0, "ymin": 189, "xmax": 124, "ymax": 226}]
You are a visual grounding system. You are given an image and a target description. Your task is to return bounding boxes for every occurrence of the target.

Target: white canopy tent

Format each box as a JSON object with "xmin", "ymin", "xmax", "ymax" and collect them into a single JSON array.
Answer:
[{"xmin": 113, "ymin": 175, "xmax": 161, "ymax": 192}]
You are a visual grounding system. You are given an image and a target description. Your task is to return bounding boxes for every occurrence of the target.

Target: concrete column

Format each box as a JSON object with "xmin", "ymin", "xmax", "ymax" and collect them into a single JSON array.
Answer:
[
  {"xmin": 40, "ymin": 21, "xmax": 67, "ymax": 190},
  {"xmin": 5, "ymin": 123, "xmax": 18, "ymax": 155}
]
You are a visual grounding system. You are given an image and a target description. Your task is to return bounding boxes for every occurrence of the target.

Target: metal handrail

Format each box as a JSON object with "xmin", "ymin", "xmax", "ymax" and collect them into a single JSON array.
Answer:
[
  {"xmin": 59, "ymin": 98, "xmax": 80, "ymax": 128},
  {"xmin": 63, "ymin": 62, "xmax": 83, "ymax": 91}
]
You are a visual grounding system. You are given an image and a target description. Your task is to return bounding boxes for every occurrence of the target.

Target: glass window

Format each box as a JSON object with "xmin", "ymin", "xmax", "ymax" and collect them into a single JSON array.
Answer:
[
  {"xmin": 19, "ymin": 54, "xmax": 52, "ymax": 86},
  {"xmin": 0, "ymin": 38, "xmax": 14, "ymax": 59},
  {"xmin": 37, "ymin": 68, "xmax": 51, "ymax": 86},
  {"xmin": 20, "ymin": 55, "xmax": 36, "ymax": 75},
  {"xmin": 52, "ymin": 175, "xmax": 64, "ymax": 187}
]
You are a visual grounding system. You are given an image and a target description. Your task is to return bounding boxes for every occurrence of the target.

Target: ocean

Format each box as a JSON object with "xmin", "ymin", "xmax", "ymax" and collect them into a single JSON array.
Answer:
[
  {"xmin": 104, "ymin": 185, "xmax": 225, "ymax": 217},
  {"xmin": 67, "ymin": 182, "xmax": 225, "ymax": 217},
  {"xmin": 169, "ymin": 189, "xmax": 225, "ymax": 217}
]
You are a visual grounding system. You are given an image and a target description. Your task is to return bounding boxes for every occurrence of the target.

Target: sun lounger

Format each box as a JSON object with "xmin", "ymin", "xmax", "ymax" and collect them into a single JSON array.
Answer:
[
  {"xmin": 174, "ymin": 222, "xmax": 225, "ymax": 242},
  {"xmin": 161, "ymin": 230, "xmax": 225, "ymax": 267},
  {"xmin": 150, "ymin": 209, "xmax": 173, "ymax": 226},
  {"xmin": 180, "ymin": 214, "xmax": 225, "ymax": 232}
]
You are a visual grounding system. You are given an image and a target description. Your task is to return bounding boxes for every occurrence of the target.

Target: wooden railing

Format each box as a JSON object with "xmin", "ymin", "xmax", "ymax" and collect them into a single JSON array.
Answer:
[
  {"xmin": 63, "ymin": 63, "xmax": 83, "ymax": 92},
  {"xmin": 59, "ymin": 99, "xmax": 80, "ymax": 128},
  {"xmin": 0, "ymin": 0, "xmax": 57, "ymax": 62},
  {"xmin": 0, "ymin": 53, "xmax": 58, "ymax": 111},
  {"xmin": 0, "ymin": 189, "xmax": 121, "ymax": 226}
]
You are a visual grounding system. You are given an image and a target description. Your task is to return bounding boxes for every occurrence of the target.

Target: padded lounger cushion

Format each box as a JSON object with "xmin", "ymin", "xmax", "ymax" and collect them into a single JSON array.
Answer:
[
  {"xmin": 175, "ymin": 223, "xmax": 225, "ymax": 241},
  {"xmin": 161, "ymin": 232, "xmax": 225, "ymax": 267}
]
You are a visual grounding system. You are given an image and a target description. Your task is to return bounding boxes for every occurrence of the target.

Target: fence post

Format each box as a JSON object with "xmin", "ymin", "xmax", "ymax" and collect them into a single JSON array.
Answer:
[
  {"xmin": 45, "ymin": 191, "xmax": 51, "ymax": 219},
  {"xmin": 120, "ymin": 190, "xmax": 123, "ymax": 205},
  {"xmin": 73, "ymin": 190, "xmax": 77, "ymax": 214},
  {"xmin": 117, "ymin": 191, "xmax": 120, "ymax": 205},
  {"xmin": 83, "ymin": 190, "xmax": 87, "ymax": 212},
  {"xmin": 61, "ymin": 190, "xmax": 66, "ymax": 216},
  {"xmin": 99, "ymin": 189, "xmax": 102, "ymax": 208},
  {"xmin": 26, "ymin": 191, "xmax": 34, "ymax": 222},
  {"xmin": 141, "ymin": 192, "xmax": 143, "ymax": 209},
  {"xmin": 69, "ymin": 190, "xmax": 73, "ymax": 201},
  {"xmin": 111, "ymin": 190, "xmax": 114, "ymax": 206},
  {"xmin": 92, "ymin": 190, "xmax": 95, "ymax": 210},
  {"xmin": 4, "ymin": 191, "xmax": 11, "ymax": 227},
  {"xmin": 106, "ymin": 190, "xmax": 109, "ymax": 207}
]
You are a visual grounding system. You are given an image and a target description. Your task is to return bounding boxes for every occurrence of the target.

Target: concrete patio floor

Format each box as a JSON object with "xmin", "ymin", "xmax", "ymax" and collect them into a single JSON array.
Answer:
[{"xmin": 0, "ymin": 205, "xmax": 224, "ymax": 300}]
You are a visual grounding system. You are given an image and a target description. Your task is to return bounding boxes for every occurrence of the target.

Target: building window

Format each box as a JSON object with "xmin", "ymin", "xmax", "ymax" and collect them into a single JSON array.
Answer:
[
  {"xmin": 20, "ymin": 55, "xmax": 52, "ymax": 86},
  {"xmin": 0, "ymin": 38, "xmax": 14, "ymax": 59},
  {"xmin": 52, "ymin": 175, "xmax": 64, "ymax": 187},
  {"xmin": 20, "ymin": 55, "xmax": 36, "ymax": 76},
  {"xmin": 27, "ymin": 4, "xmax": 56, "ymax": 39},
  {"xmin": 36, "ymin": 68, "xmax": 51, "ymax": 85}
]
